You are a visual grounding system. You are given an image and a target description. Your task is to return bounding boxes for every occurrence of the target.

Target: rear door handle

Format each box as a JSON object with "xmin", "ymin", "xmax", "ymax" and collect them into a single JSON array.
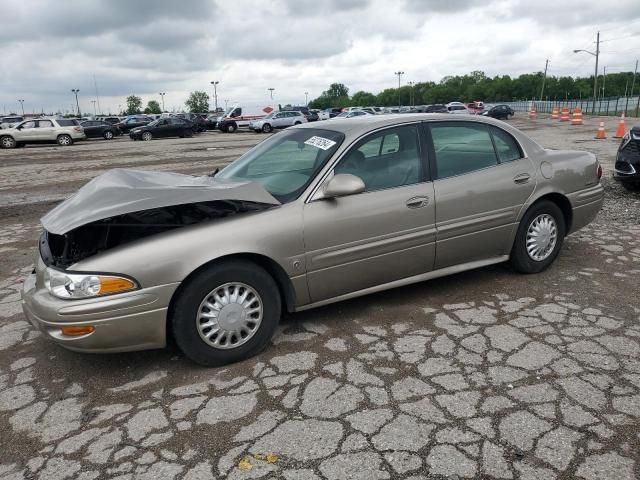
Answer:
[
  {"xmin": 514, "ymin": 173, "xmax": 531, "ymax": 184},
  {"xmin": 406, "ymin": 196, "xmax": 429, "ymax": 209}
]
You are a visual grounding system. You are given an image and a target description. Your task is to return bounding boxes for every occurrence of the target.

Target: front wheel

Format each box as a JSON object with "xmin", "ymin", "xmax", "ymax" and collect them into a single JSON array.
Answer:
[
  {"xmin": 262, "ymin": 123, "xmax": 272, "ymax": 133},
  {"xmin": 225, "ymin": 122, "xmax": 237, "ymax": 133},
  {"xmin": 57, "ymin": 134, "xmax": 73, "ymax": 146},
  {"xmin": 103, "ymin": 130, "xmax": 114, "ymax": 140},
  {"xmin": 171, "ymin": 260, "xmax": 281, "ymax": 366},
  {"xmin": 510, "ymin": 200, "xmax": 565, "ymax": 273},
  {"xmin": 0, "ymin": 136, "xmax": 16, "ymax": 148},
  {"xmin": 142, "ymin": 131, "xmax": 152, "ymax": 141}
]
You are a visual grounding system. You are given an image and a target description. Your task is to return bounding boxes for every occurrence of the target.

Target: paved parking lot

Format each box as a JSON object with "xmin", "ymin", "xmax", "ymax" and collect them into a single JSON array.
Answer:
[{"xmin": 0, "ymin": 118, "xmax": 639, "ymax": 479}]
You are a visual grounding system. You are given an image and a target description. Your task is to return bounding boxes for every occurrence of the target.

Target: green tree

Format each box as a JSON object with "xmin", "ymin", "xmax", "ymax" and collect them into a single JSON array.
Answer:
[
  {"xmin": 143, "ymin": 100, "xmax": 162, "ymax": 114},
  {"xmin": 185, "ymin": 91, "xmax": 210, "ymax": 113},
  {"xmin": 351, "ymin": 91, "xmax": 377, "ymax": 106},
  {"xmin": 325, "ymin": 83, "xmax": 349, "ymax": 98},
  {"xmin": 125, "ymin": 95, "xmax": 142, "ymax": 115}
]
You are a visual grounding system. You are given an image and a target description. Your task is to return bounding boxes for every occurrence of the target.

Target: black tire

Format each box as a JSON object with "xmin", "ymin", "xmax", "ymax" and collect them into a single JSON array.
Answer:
[
  {"xmin": 225, "ymin": 122, "xmax": 237, "ymax": 133},
  {"xmin": 294, "ymin": 121, "xmax": 302, "ymax": 125},
  {"xmin": 171, "ymin": 260, "xmax": 281, "ymax": 367},
  {"xmin": 621, "ymin": 182, "xmax": 640, "ymax": 191},
  {"xmin": 103, "ymin": 130, "xmax": 114, "ymax": 140},
  {"xmin": 57, "ymin": 134, "xmax": 73, "ymax": 146},
  {"xmin": 510, "ymin": 200, "xmax": 565, "ymax": 273},
  {"xmin": 142, "ymin": 131, "xmax": 152, "ymax": 141},
  {"xmin": 1, "ymin": 136, "xmax": 16, "ymax": 149},
  {"xmin": 262, "ymin": 123, "xmax": 272, "ymax": 133}
]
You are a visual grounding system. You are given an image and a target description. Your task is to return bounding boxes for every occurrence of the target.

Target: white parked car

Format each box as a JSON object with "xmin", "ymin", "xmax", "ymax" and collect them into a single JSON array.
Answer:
[
  {"xmin": 0, "ymin": 118, "xmax": 85, "ymax": 148},
  {"xmin": 332, "ymin": 110, "xmax": 373, "ymax": 119},
  {"xmin": 249, "ymin": 111, "xmax": 307, "ymax": 133},
  {"xmin": 446, "ymin": 103, "xmax": 470, "ymax": 114}
]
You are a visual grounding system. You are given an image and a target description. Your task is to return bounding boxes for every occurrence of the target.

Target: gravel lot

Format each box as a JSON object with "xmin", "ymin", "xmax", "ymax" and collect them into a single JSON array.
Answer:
[{"xmin": 0, "ymin": 117, "xmax": 639, "ymax": 480}]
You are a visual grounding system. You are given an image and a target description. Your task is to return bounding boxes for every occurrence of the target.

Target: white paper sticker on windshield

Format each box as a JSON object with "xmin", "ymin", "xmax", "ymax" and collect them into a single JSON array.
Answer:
[{"xmin": 304, "ymin": 136, "xmax": 337, "ymax": 150}]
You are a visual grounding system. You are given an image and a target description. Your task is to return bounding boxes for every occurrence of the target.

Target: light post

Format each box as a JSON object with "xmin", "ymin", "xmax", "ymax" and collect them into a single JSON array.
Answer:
[
  {"xmin": 210, "ymin": 81, "xmax": 219, "ymax": 112},
  {"xmin": 408, "ymin": 81, "xmax": 415, "ymax": 107},
  {"xmin": 268, "ymin": 88, "xmax": 275, "ymax": 100},
  {"xmin": 18, "ymin": 99, "xmax": 24, "ymax": 116},
  {"xmin": 394, "ymin": 71, "xmax": 404, "ymax": 110},
  {"xmin": 159, "ymin": 92, "xmax": 166, "ymax": 112},
  {"xmin": 224, "ymin": 99, "xmax": 229, "ymax": 110},
  {"xmin": 305, "ymin": 91, "xmax": 309, "ymax": 105},
  {"xmin": 71, "ymin": 89, "xmax": 81, "ymax": 116},
  {"xmin": 573, "ymin": 30, "xmax": 600, "ymax": 114},
  {"xmin": 91, "ymin": 100, "xmax": 97, "ymax": 116}
]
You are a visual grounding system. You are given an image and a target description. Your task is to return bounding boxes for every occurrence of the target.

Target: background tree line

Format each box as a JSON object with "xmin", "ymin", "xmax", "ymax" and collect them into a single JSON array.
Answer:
[
  {"xmin": 308, "ymin": 70, "xmax": 639, "ymax": 109},
  {"xmin": 122, "ymin": 91, "xmax": 210, "ymax": 115}
]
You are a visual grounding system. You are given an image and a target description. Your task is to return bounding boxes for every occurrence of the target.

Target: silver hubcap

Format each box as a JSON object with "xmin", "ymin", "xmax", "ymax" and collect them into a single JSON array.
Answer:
[
  {"xmin": 196, "ymin": 282, "xmax": 263, "ymax": 350},
  {"xmin": 143, "ymin": 133, "xmax": 151, "ymax": 141},
  {"xmin": 2, "ymin": 137, "xmax": 14, "ymax": 147},
  {"xmin": 526, "ymin": 213, "xmax": 557, "ymax": 261},
  {"xmin": 59, "ymin": 136, "xmax": 70, "ymax": 145},
  {"xmin": 105, "ymin": 132, "xmax": 113, "ymax": 139}
]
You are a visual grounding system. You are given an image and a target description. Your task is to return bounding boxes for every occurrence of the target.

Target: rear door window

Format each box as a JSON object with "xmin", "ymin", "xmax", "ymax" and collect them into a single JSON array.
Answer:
[
  {"xmin": 429, "ymin": 123, "xmax": 498, "ymax": 179},
  {"xmin": 38, "ymin": 120, "xmax": 54, "ymax": 128},
  {"xmin": 490, "ymin": 127, "xmax": 522, "ymax": 163}
]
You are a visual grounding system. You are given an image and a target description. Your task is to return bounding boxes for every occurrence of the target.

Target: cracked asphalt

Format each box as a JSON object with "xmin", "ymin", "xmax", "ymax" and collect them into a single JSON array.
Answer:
[{"xmin": 0, "ymin": 117, "xmax": 639, "ymax": 479}]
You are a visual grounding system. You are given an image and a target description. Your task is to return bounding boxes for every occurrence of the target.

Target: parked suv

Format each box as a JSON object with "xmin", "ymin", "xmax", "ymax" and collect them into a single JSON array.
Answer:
[
  {"xmin": 249, "ymin": 111, "xmax": 307, "ymax": 133},
  {"xmin": 0, "ymin": 118, "xmax": 85, "ymax": 148},
  {"xmin": 115, "ymin": 115, "xmax": 154, "ymax": 133}
]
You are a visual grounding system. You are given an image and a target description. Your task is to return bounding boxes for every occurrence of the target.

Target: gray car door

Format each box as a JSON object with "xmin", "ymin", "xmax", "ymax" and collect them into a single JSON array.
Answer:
[
  {"xmin": 427, "ymin": 121, "xmax": 535, "ymax": 269},
  {"xmin": 303, "ymin": 123, "xmax": 436, "ymax": 302}
]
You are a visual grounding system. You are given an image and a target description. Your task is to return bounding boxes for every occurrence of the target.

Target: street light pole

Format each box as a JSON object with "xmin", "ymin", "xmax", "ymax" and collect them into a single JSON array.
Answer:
[
  {"xmin": 268, "ymin": 88, "xmax": 275, "ymax": 100},
  {"xmin": 91, "ymin": 100, "xmax": 96, "ymax": 116},
  {"xmin": 18, "ymin": 99, "xmax": 24, "ymax": 116},
  {"xmin": 71, "ymin": 89, "xmax": 81, "ymax": 117},
  {"xmin": 159, "ymin": 92, "xmax": 166, "ymax": 112},
  {"xmin": 394, "ymin": 71, "xmax": 404, "ymax": 110},
  {"xmin": 573, "ymin": 31, "xmax": 600, "ymax": 114},
  {"xmin": 210, "ymin": 81, "xmax": 219, "ymax": 112},
  {"xmin": 408, "ymin": 81, "xmax": 415, "ymax": 107},
  {"xmin": 305, "ymin": 92, "xmax": 309, "ymax": 106}
]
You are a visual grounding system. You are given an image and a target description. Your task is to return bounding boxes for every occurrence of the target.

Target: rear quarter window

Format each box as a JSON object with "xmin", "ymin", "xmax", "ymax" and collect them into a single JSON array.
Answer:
[{"xmin": 56, "ymin": 120, "xmax": 77, "ymax": 127}]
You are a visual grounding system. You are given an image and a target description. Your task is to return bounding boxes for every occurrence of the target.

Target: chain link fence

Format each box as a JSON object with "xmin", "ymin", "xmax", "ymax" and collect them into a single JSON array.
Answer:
[{"xmin": 503, "ymin": 97, "xmax": 640, "ymax": 117}]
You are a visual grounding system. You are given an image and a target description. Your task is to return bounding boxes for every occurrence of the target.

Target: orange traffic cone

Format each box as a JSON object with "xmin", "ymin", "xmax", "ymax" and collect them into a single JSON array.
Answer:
[
  {"xmin": 551, "ymin": 107, "xmax": 559, "ymax": 120},
  {"xmin": 614, "ymin": 113, "xmax": 626, "ymax": 138},
  {"xmin": 529, "ymin": 104, "xmax": 537, "ymax": 119},
  {"xmin": 595, "ymin": 122, "xmax": 606, "ymax": 139},
  {"xmin": 559, "ymin": 107, "xmax": 570, "ymax": 122},
  {"xmin": 571, "ymin": 107, "xmax": 583, "ymax": 125}
]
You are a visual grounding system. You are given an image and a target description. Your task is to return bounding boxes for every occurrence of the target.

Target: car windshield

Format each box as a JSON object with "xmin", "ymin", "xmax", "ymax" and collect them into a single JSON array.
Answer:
[
  {"xmin": 263, "ymin": 112, "xmax": 276, "ymax": 119},
  {"xmin": 217, "ymin": 128, "xmax": 345, "ymax": 203}
]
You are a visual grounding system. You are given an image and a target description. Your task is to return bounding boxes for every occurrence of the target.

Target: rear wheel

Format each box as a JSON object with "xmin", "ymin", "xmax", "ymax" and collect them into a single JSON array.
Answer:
[
  {"xmin": 225, "ymin": 122, "xmax": 237, "ymax": 133},
  {"xmin": 171, "ymin": 260, "xmax": 281, "ymax": 366},
  {"xmin": 142, "ymin": 131, "xmax": 153, "ymax": 141},
  {"xmin": 294, "ymin": 121, "xmax": 302, "ymax": 125},
  {"xmin": 510, "ymin": 200, "xmax": 565, "ymax": 273},
  {"xmin": 57, "ymin": 134, "xmax": 72, "ymax": 146},
  {"xmin": 103, "ymin": 130, "xmax": 114, "ymax": 140},
  {"xmin": 1, "ymin": 136, "xmax": 16, "ymax": 149},
  {"xmin": 262, "ymin": 123, "xmax": 272, "ymax": 133}
]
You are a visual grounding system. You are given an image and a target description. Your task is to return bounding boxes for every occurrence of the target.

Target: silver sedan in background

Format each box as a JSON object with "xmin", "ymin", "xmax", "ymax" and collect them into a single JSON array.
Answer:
[{"xmin": 22, "ymin": 114, "xmax": 603, "ymax": 366}]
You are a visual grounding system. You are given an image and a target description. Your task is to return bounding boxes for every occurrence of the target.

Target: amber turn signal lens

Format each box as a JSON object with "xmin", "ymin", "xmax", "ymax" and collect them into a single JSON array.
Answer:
[
  {"xmin": 98, "ymin": 276, "xmax": 136, "ymax": 295},
  {"xmin": 61, "ymin": 325, "xmax": 95, "ymax": 336}
]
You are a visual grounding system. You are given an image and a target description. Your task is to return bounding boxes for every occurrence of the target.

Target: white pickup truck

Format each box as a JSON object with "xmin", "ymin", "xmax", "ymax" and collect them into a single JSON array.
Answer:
[{"xmin": 0, "ymin": 118, "xmax": 86, "ymax": 148}]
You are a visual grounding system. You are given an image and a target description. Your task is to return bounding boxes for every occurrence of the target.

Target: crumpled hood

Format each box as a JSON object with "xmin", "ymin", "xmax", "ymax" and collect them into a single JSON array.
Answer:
[{"xmin": 41, "ymin": 169, "xmax": 280, "ymax": 235}]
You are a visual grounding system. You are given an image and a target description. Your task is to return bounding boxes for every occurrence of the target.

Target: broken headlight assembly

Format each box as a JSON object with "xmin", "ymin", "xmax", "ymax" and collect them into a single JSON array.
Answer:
[{"xmin": 44, "ymin": 268, "xmax": 138, "ymax": 299}]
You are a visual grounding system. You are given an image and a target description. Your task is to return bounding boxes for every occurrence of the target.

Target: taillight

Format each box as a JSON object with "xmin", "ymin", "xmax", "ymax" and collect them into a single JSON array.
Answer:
[{"xmin": 74, "ymin": 126, "xmax": 83, "ymax": 132}]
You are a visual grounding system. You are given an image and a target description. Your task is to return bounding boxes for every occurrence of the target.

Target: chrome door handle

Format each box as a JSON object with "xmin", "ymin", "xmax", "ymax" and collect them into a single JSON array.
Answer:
[
  {"xmin": 514, "ymin": 173, "xmax": 531, "ymax": 184},
  {"xmin": 406, "ymin": 196, "xmax": 429, "ymax": 208}
]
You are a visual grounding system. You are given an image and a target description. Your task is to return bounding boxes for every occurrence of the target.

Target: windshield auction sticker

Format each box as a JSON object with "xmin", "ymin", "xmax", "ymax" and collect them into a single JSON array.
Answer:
[{"xmin": 304, "ymin": 136, "xmax": 337, "ymax": 150}]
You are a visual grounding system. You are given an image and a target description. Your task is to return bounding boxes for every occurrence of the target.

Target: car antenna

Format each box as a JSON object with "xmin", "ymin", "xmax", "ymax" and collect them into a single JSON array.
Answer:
[{"xmin": 208, "ymin": 168, "xmax": 219, "ymax": 177}]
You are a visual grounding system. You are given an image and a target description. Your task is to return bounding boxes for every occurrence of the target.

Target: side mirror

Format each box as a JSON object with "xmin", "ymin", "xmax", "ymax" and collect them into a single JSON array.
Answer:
[{"xmin": 323, "ymin": 174, "xmax": 365, "ymax": 199}]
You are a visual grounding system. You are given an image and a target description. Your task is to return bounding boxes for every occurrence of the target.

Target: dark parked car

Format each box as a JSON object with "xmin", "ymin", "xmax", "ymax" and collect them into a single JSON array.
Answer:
[
  {"xmin": 176, "ymin": 113, "xmax": 207, "ymax": 133},
  {"xmin": 205, "ymin": 114, "xmax": 219, "ymax": 130},
  {"xmin": 614, "ymin": 126, "xmax": 640, "ymax": 191},
  {"xmin": 425, "ymin": 104, "xmax": 448, "ymax": 113},
  {"xmin": 115, "ymin": 115, "xmax": 154, "ymax": 133},
  {"xmin": 80, "ymin": 120, "xmax": 120, "ymax": 140},
  {"xmin": 129, "ymin": 117, "xmax": 195, "ymax": 141},
  {"xmin": 482, "ymin": 105, "xmax": 515, "ymax": 120},
  {"xmin": 288, "ymin": 106, "xmax": 318, "ymax": 122},
  {"xmin": 101, "ymin": 117, "xmax": 122, "ymax": 125}
]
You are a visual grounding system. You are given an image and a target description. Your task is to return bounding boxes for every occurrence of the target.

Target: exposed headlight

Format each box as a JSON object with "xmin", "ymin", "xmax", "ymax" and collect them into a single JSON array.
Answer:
[{"xmin": 44, "ymin": 268, "xmax": 138, "ymax": 299}]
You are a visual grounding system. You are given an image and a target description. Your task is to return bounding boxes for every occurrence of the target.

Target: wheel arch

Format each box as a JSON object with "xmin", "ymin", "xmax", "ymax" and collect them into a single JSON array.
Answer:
[
  {"xmin": 167, "ymin": 252, "xmax": 296, "ymax": 336},
  {"xmin": 528, "ymin": 192, "xmax": 573, "ymax": 234}
]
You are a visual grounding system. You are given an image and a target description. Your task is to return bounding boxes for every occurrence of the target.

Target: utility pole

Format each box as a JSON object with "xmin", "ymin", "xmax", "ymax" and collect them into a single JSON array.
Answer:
[
  {"xmin": 408, "ymin": 81, "xmax": 414, "ymax": 107},
  {"xmin": 91, "ymin": 100, "xmax": 96, "ymax": 116},
  {"xmin": 626, "ymin": 60, "xmax": 638, "ymax": 113},
  {"xmin": 71, "ymin": 89, "xmax": 81, "ymax": 117},
  {"xmin": 159, "ymin": 93, "xmax": 166, "ymax": 112},
  {"xmin": 573, "ymin": 31, "xmax": 600, "ymax": 114},
  {"xmin": 18, "ymin": 99, "xmax": 24, "ymax": 115},
  {"xmin": 93, "ymin": 75, "xmax": 101, "ymax": 115},
  {"xmin": 268, "ymin": 88, "xmax": 275, "ymax": 100},
  {"xmin": 210, "ymin": 81, "xmax": 219, "ymax": 112},
  {"xmin": 305, "ymin": 92, "xmax": 309, "ymax": 105},
  {"xmin": 539, "ymin": 59, "xmax": 549, "ymax": 101},
  {"xmin": 394, "ymin": 71, "xmax": 404, "ymax": 110}
]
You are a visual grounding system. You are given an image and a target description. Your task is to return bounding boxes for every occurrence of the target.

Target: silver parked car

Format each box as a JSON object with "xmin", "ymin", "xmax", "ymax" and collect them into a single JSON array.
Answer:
[
  {"xmin": 0, "ymin": 118, "xmax": 85, "ymax": 148},
  {"xmin": 249, "ymin": 111, "xmax": 307, "ymax": 133},
  {"xmin": 22, "ymin": 114, "xmax": 604, "ymax": 366}
]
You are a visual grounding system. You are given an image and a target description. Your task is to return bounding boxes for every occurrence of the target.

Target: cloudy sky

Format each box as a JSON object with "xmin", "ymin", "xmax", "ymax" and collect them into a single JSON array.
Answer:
[{"xmin": 2, "ymin": 0, "xmax": 640, "ymax": 115}]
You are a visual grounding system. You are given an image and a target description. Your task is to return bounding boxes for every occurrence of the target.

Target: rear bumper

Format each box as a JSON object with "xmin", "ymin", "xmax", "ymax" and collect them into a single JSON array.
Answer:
[
  {"xmin": 568, "ymin": 183, "xmax": 604, "ymax": 234},
  {"xmin": 21, "ymin": 272, "xmax": 178, "ymax": 353}
]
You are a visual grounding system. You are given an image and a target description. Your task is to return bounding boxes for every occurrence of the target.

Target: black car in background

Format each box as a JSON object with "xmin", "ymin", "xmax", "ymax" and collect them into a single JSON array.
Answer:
[
  {"xmin": 115, "ymin": 115, "xmax": 154, "ymax": 133},
  {"xmin": 129, "ymin": 117, "xmax": 195, "ymax": 141},
  {"xmin": 101, "ymin": 116, "xmax": 122, "ymax": 125},
  {"xmin": 424, "ymin": 104, "xmax": 448, "ymax": 113},
  {"xmin": 288, "ymin": 106, "xmax": 318, "ymax": 122},
  {"xmin": 80, "ymin": 120, "xmax": 120, "ymax": 140},
  {"xmin": 614, "ymin": 126, "xmax": 640, "ymax": 191},
  {"xmin": 482, "ymin": 104, "xmax": 514, "ymax": 120},
  {"xmin": 176, "ymin": 113, "xmax": 207, "ymax": 132}
]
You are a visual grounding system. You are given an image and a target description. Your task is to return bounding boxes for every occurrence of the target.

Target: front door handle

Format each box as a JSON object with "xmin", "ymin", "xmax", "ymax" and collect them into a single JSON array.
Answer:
[
  {"xmin": 514, "ymin": 173, "xmax": 531, "ymax": 184},
  {"xmin": 406, "ymin": 196, "xmax": 429, "ymax": 209}
]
